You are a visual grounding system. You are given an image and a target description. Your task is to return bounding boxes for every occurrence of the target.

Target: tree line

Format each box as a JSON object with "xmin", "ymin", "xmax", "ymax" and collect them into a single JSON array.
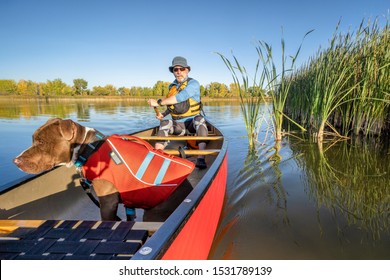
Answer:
[{"xmin": 0, "ymin": 78, "xmax": 240, "ymax": 98}]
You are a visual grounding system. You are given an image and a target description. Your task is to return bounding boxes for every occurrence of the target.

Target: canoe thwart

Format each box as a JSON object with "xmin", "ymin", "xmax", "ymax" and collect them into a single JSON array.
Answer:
[
  {"xmin": 137, "ymin": 136, "xmax": 223, "ymax": 141},
  {"xmin": 164, "ymin": 149, "xmax": 220, "ymax": 156}
]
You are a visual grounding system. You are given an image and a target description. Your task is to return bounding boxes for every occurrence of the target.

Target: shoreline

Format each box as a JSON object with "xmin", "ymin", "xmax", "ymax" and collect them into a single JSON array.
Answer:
[{"xmin": 0, "ymin": 95, "xmax": 241, "ymax": 102}]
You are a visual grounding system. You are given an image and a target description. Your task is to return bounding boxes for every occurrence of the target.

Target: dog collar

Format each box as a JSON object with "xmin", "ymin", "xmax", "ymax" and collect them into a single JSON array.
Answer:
[{"xmin": 75, "ymin": 131, "xmax": 105, "ymax": 167}]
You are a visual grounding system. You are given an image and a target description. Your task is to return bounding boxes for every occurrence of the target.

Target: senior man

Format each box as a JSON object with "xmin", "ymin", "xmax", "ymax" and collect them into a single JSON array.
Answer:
[{"xmin": 147, "ymin": 56, "xmax": 208, "ymax": 169}]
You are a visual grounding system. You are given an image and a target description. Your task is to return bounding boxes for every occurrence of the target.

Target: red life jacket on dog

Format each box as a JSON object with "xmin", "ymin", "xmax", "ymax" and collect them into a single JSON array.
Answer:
[{"xmin": 81, "ymin": 135, "xmax": 195, "ymax": 209}]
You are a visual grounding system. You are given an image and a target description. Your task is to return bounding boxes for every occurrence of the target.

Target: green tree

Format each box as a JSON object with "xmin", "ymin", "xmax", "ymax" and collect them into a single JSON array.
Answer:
[
  {"xmin": 130, "ymin": 87, "xmax": 143, "ymax": 96},
  {"xmin": 17, "ymin": 80, "xmax": 38, "ymax": 95},
  {"xmin": 229, "ymin": 83, "xmax": 239, "ymax": 97},
  {"xmin": 90, "ymin": 86, "xmax": 105, "ymax": 96},
  {"xmin": 73, "ymin": 79, "xmax": 88, "ymax": 95},
  {"xmin": 91, "ymin": 84, "xmax": 117, "ymax": 96},
  {"xmin": 142, "ymin": 87, "xmax": 153, "ymax": 96},
  {"xmin": 105, "ymin": 84, "xmax": 117, "ymax": 96},
  {"xmin": 200, "ymin": 85, "xmax": 205, "ymax": 97},
  {"xmin": 152, "ymin": 81, "xmax": 170, "ymax": 96},
  {"xmin": 42, "ymin": 79, "xmax": 68, "ymax": 96},
  {"xmin": 62, "ymin": 85, "xmax": 73, "ymax": 95},
  {"xmin": 205, "ymin": 82, "xmax": 220, "ymax": 97},
  {"xmin": 0, "ymin": 80, "xmax": 17, "ymax": 95},
  {"xmin": 118, "ymin": 87, "xmax": 131, "ymax": 96},
  {"xmin": 219, "ymin": 83, "xmax": 229, "ymax": 97}
]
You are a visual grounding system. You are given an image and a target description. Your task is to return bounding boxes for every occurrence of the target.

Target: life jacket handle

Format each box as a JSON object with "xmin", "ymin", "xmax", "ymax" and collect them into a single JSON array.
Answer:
[
  {"xmin": 115, "ymin": 134, "xmax": 155, "ymax": 151},
  {"xmin": 116, "ymin": 134, "xmax": 180, "ymax": 159}
]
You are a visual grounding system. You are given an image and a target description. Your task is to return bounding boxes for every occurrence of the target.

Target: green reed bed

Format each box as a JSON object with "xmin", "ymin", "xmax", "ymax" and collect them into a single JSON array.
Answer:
[
  {"xmin": 218, "ymin": 30, "xmax": 311, "ymax": 148},
  {"xmin": 217, "ymin": 52, "xmax": 267, "ymax": 149},
  {"xmin": 255, "ymin": 33, "xmax": 312, "ymax": 141},
  {"xmin": 285, "ymin": 17, "xmax": 390, "ymax": 140}
]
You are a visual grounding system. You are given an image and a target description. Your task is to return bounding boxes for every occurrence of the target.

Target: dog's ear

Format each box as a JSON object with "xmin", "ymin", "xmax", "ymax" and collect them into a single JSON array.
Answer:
[
  {"xmin": 58, "ymin": 119, "xmax": 76, "ymax": 141},
  {"xmin": 46, "ymin": 118, "xmax": 62, "ymax": 125}
]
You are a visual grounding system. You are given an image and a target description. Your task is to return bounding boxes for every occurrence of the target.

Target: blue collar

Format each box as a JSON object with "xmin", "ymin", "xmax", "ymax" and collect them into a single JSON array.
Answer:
[{"xmin": 74, "ymin": 131, "xmax": 105, "ymax": 167}]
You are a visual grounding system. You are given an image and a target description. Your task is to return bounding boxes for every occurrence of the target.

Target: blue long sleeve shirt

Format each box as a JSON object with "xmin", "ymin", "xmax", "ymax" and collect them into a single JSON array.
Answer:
[{"xmin": 169, "ymin": 78, "xmax": 201, "ymax": 103}]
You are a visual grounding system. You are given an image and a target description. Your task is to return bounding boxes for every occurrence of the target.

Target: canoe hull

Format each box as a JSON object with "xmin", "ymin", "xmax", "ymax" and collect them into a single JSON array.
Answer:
[{"xmin": 162, "ymin": 154, "xmax": 227, "ymax": 259}]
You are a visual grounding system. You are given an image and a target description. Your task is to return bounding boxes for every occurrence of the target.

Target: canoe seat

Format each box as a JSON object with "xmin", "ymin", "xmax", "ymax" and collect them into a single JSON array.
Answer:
[{"xmin": 0, "ymin": 220, "xmax": 159, "ymax": 260}]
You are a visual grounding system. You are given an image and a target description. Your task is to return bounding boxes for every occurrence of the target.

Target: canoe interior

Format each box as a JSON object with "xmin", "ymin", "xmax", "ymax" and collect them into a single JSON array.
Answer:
[{"xmin": 0, "ymin": 124, "xmax": 223, "ymax": 223}]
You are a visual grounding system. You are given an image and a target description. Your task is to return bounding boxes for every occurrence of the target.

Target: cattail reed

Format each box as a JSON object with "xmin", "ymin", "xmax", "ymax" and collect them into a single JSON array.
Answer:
[
  {"xmin": 285, "ymin": 17, "xmax": 390, "ymax": 140},
  {"xmin": 217, "ymin": 51, "xmax": 267, "ymax": 149},
  {"xmin": 218, "ymin": 30, "xmax": 311, "ymax": 148}
]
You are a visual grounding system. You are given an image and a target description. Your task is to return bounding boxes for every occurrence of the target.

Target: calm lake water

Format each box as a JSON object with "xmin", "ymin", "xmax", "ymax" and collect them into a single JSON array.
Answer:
[{"xmin": 0, "ymin": 97, "xmax": 389, "ymax": 259}]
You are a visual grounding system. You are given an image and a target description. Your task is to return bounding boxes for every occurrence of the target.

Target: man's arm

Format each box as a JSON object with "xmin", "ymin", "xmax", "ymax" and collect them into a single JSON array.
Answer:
[
  {"xmin": 148, "ymin": 96, "xmax": 177, "ymax": 107},
  {"xmin": 148, "ymin": 79, "xmax": 200, "ymax": 107},
  {"xmin": 175, "ymin": 79, "xmax": 201, "ymax": 103}
]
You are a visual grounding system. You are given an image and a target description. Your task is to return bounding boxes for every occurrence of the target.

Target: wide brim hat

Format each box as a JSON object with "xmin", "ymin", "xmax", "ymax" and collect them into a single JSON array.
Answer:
[{"xmin": 169, "ymin": 56, "xmax": 191, "ymax": 73}]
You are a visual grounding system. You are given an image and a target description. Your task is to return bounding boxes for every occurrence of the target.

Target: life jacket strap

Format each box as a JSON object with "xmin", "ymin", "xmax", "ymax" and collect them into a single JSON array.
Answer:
[
  {"xmin": 79, "ymin": 178, "xmax": 100, "ymax": 208},
  {"xmin": 75, "ymin": 131, "xmax": 106, "ymax": 167}
]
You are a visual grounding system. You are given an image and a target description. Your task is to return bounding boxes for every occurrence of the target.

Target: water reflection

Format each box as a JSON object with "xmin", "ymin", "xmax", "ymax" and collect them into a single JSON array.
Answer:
[
  {"xmin": 211, "ymin": 135, "xmax": 390, "ymax": 259},
  {"xmin": 0, "ymin": 98, "xmax": 244, "ymax": 121},
  {"xmin": 0, "ymin": 98, "xmax": 151, "ymax": 120},
  {"xmin": 290, "ymin": 137, "xmax": 390, "ymax": 242}
]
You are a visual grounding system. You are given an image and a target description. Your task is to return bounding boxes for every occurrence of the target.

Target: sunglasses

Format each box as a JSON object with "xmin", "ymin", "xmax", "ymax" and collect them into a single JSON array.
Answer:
[{"xmin": 173, "ymin": 67, "xmax": 187, "ymax": 72}]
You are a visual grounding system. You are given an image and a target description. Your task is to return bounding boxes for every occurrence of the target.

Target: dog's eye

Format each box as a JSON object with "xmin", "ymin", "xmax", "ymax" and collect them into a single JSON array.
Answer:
[{"xmin": 36, "ymin": 139, "xmax": 45, "ymax": 145}]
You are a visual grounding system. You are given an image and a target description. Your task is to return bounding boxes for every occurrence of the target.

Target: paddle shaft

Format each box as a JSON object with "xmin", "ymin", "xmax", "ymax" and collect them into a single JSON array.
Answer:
[{"xmin": 153, "ymin": 107, "xmax": 160, "ymax": 116}]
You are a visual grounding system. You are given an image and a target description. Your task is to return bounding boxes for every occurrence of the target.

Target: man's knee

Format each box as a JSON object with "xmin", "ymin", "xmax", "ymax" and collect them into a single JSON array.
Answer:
[
  {"xmin": 157, "ymin": 119, "xmax": 173, "ymax": 147},
  {"xmin": 193, "ymin": 116, "xmax": 208, "ymax": 136},
  {"xmin": 193, "ymin": 115, "xmax": 204, "ymax": 123},
  {"xmin": 158, "ymin": 119, "xmax": 173, "ymax": 136},
  {"xmin": 160, "ymin": 119, "xmax": 172, "ymax": 130}
]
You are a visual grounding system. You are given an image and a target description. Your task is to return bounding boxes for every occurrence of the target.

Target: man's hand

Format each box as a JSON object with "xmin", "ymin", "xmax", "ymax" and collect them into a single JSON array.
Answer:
[
  {"xmin": 156, "ymin": 112, "xmax": 164, "ymax": 120},
  {"xmin": 147, "ymin": 99, "xmax": 158, "ymax": 107}
]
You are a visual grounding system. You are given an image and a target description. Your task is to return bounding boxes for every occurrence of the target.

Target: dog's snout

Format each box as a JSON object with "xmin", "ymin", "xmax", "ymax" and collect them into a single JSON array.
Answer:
[
  {"xmin": 13, "ymin": 157, "xmax": 22, "ymax": 166},
  {"xmin": 14, "ymin": 155, "xmax": 28, "ymax": 169},
  {"xmin": 13, "ymin": 154, "xmax": 40, "ymax": 174}
]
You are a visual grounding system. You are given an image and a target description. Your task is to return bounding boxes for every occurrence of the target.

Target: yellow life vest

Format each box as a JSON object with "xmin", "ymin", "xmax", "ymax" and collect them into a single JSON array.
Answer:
[{"xmin": 166, "ymin": 78, "xmax": 201, "ymax": 120}]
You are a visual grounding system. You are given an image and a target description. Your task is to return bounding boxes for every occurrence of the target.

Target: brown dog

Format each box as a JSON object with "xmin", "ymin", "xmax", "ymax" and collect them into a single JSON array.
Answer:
[
  {"xmin": 14, "ymin": 118, "xmax": 193, "ymax": 221},
  {"xmin": 13, "ymin": 118, "xmax": 124, "ymax": 220}
]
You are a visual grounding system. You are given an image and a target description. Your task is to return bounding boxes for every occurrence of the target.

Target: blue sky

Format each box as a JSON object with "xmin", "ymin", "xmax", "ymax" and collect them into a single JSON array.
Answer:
[{"xmin": 0, "ymin": 0, "xmax": 388, "ymax": 88}]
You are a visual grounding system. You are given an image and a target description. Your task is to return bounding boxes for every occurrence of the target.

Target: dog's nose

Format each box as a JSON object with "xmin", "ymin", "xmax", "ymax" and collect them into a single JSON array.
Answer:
[{"xmin": 13, "ymin": 157, "xmax": 22, "ymax": 166}]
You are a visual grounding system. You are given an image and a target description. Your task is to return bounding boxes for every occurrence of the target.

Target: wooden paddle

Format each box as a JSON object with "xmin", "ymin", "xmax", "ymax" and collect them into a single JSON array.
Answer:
[{"xmin": 153, "ymin": 106, "xmax": 160, "ymax": 116}]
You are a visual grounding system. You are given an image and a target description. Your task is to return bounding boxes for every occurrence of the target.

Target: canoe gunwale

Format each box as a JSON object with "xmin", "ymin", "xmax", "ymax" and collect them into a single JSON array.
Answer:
[{"xmin": 0, "ymin": 169, "xmax": 55, "ymax": 195}]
